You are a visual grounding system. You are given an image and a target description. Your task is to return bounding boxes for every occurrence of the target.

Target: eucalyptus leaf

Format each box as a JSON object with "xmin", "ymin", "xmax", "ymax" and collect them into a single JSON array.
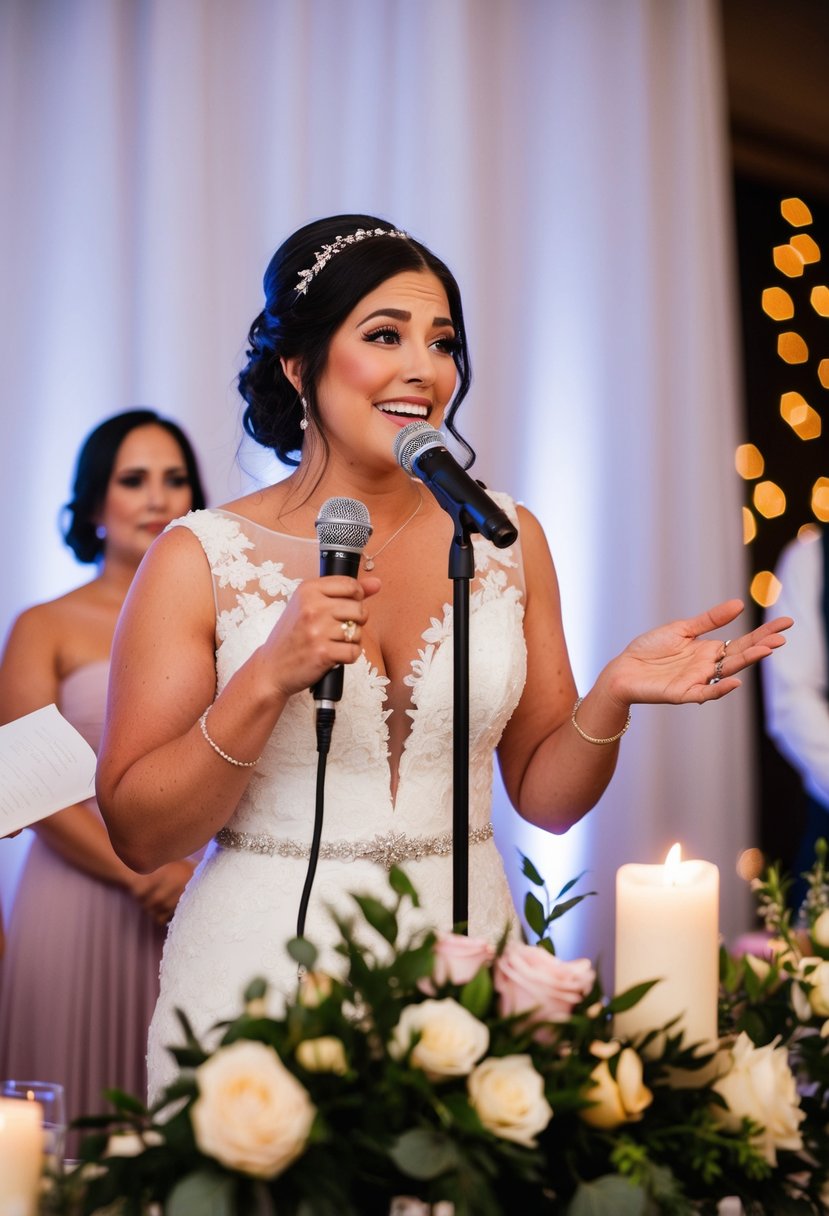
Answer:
[
  {"xmin": 519, "ymin": 853, "xmax": 545, "ymax": 887},
  {"xmin": 524, "ymin": 891, "xmax": 547, "ymax": 938},
  {"xmin": 566, "ymin": 1174, "xmax": 647, "ymax": 1216},
  {"xmin": 556, "ymin": 870, "xmax": 589, "ymax": 899},
  {"xmin": 390, "ymin": 1128, "xmax": 460, "ymax": 1179},
  {"xmin": 352, "ymin": 894, "xmax": 398, "ymax": 944},
  {"xmin": 166, "ymin": 1170, "xmax": 237, "ymax": 1216},
  {"xmin": 389, "ymin": 865, "xmax": 419, "ymax": 904},
  {"xmin": 243, "ymin": 976, "xmax": 268, "ymax": 1002},
  {"xmin": 460, "ymin": 965, "xmax": 493, "ymax": 1019},
  {"xmin": 287, "ymin": 936, "xmax": 318, "ymax": 968}
]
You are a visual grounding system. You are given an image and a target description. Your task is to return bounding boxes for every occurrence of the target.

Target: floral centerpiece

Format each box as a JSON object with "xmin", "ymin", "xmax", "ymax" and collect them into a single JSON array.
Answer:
[{"xmin": 51, "ymin": 847, "xmax": 829, "ymax": 1216}]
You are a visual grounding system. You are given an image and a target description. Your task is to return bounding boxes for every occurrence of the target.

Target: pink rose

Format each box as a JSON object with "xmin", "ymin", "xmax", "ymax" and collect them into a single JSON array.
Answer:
[
  {"xmin": 494, "ymin": 941, "xmax": 595, "ymax": 1032},
  {"xmin": 419, "ymin": 932, "xmax": 496, "ymax": 995}
]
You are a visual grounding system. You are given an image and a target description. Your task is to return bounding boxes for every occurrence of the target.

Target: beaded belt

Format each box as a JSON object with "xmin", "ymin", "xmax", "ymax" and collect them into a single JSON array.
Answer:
[{"xmin": 214, "ymin": 822, "xmax": 494, "ymax": 870}]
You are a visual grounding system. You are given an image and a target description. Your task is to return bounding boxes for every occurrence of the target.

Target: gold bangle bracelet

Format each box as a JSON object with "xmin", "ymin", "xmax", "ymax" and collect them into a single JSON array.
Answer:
[
  {"xmin": 199, "ymin": 708, "xmax": 261, "ymax": 768},
  {"xmin": 570, "ymin": 697, "xmax": 631, "ymax": 746}
]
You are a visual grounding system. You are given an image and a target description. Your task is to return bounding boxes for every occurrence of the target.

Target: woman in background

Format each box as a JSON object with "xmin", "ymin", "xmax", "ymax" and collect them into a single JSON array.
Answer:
[{"xmin": 0, "ymin": 409, "xmax": 206, "ymax": 1143}]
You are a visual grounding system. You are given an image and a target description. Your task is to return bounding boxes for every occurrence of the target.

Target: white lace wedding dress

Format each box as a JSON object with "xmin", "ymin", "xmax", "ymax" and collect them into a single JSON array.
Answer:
[{"xmin": 146, "ymin": 497, "xmax": 528, "ymax": 1100}]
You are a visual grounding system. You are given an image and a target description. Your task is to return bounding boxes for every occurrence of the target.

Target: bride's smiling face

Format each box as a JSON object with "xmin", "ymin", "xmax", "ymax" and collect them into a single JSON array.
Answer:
[{"xmin": 312, "ymin": 270, "xmax": 459, "ymax": 466}]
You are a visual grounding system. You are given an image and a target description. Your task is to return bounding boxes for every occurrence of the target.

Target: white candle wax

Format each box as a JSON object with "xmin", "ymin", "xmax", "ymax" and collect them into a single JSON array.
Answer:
[
  {"xmin": 614, "ymin": 846, "xmax": 719, "ymax": 1057},
  {"xmin": 0, "ymin": 1096, "xmax": 43, "ymax": 1216}
]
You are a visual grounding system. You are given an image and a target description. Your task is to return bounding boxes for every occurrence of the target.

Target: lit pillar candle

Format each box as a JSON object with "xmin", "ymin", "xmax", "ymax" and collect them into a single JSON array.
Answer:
[
  {"xmin": 614, "ymin": 844, "xmax": 719, "ymax": 1057},
  {"xmin": 0, "ymin": 1096, "xmax": 43, "ymax": 1216}
]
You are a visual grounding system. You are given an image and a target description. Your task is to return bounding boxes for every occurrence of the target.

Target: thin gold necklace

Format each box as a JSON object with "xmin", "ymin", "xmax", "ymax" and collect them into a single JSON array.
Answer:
[{"xmin": 363, "ymin": 488, "xmax": 423, "ymax": 571}]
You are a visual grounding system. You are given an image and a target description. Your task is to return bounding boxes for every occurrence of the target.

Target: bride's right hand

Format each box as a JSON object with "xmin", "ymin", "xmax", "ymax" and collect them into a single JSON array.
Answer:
[{"xmin": 260, "ymin": 574, "xmax": 381, "ymax": 700}]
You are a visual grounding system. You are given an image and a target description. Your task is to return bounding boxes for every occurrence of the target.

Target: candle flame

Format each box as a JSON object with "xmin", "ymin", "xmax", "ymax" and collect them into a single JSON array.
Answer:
[{"xmin": 663, "ymin": 843, "xmax": 682, "ymax": 885}]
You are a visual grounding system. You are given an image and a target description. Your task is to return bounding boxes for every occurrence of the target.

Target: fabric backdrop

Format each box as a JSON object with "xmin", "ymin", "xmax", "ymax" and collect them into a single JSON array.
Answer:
[{"xmin": 0, "ymin": 0, "xmax": 753, "ymax": 972}]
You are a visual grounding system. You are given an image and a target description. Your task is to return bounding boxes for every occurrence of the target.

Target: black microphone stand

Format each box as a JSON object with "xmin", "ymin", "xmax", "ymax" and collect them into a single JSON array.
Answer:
[{"xmin": 449, "ymin": 518, "xmax": 475, "ymax": 933}]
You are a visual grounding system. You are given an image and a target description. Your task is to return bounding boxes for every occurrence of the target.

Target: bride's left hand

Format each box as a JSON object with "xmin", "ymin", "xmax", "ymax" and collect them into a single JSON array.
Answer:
[{"xmin": 606, "ymin": 598, "xmax": 793, "ymax": 707}]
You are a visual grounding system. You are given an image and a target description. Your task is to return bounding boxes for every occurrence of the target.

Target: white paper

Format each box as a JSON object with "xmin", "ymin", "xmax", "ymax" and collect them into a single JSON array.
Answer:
[{"xmin": 0, "ymin": 704, "xmax": 97, "ymax": 834}]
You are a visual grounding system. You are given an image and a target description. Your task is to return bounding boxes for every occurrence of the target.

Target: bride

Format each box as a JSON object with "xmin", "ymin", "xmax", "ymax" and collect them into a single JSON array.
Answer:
[{"xmin": 95, "ymin": 214, "xmax": 791, "ymax": 1099}]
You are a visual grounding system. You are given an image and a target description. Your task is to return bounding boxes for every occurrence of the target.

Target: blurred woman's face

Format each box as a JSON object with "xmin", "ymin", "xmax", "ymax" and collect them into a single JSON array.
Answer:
[{"xmin": 97, "ymin": 425, "xmax": 194, "ymax": 565}]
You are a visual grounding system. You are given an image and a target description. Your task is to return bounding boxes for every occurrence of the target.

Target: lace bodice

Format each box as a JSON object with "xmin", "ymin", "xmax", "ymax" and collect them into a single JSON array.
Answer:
[
  {"xmin": 148, "ymin": 498, "xmax": 528, "ymax": 1099},
  {"xmin": 171, "ymin": 502, "xmax": 527, "ymax": 846}
]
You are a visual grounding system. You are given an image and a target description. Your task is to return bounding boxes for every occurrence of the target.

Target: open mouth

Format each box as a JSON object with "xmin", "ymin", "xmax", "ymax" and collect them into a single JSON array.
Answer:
[{"xmin": 375, "ymin": 402, "xmax": 430, "ymax": 421}]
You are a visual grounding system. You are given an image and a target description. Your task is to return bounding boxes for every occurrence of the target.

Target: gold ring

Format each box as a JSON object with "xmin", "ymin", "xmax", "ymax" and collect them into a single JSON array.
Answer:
[{"xmin": 341, "ymin": 619, "xmax": 357, "ymax": 643}]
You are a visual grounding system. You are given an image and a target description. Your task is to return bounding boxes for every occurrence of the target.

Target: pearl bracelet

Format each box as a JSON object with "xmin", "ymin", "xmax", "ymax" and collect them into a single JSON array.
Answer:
[
  {"xmin": 570, "ymin": 697, "xmax": 631, "ymax": 746},
  {"xmin": 199, "ymin": 708, "xmax": 261, "ymax": 768}
]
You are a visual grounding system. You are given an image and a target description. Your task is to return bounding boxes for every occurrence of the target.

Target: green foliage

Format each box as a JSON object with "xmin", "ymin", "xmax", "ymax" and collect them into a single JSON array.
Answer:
[{"xmin": 49, "ymin": 848, "xmax": 829, "ymax": 1216}]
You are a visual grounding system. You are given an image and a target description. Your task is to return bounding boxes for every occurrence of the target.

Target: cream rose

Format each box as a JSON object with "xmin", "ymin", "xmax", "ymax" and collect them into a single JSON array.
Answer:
[
  {"xmin": 797, "ymin": 957, "xmax": 829, "ymax": 1018},
  {"xmin": 812, "ymin": 909, "xmax": 829, "ymax": 949},
  {"xmin": 191, "ymin": 1040, "xmax": 315, "ymax": 1178},
  {"xmin": 104, "ymin": 1130, "xmax": 163, "ymax": 1157},
  {"xmin": 467, "ymin": 1054, "xmax": 553, "ymax": 1147},
  {"xmin": 419, "ymin": 932, "xmax": 495, "ymax": 994},
  {"xmin": 579, "ymin": 1041, "xmax": 653, "ymax": 1129},
  {"xmin": 494, "ymin": 941, "xmax": 595, "ymax": 1034},
  {"xmin": 389, "ymin": 998, "xmax": 489, "ymax": 1081},
  {"xmin": 711, "ymin": 1032, "xmax": 804, "ymax": 1166},
  {"xmin": 298, "ymin": 970, "xmax": 334, "ymax": 1008},
  {"xmin": 296, "ymin": 1036, "xmax": 348, "ymax": 1075}
]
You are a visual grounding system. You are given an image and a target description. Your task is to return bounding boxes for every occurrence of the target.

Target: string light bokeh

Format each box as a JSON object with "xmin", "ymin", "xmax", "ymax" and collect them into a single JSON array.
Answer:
[{"xmin": 738, "ymin": 196, "xmax": 828, "ymax": 608}]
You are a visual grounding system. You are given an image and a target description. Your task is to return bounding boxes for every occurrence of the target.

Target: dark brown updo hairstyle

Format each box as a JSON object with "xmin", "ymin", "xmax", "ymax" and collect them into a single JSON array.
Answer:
[
  {"xmin": 62, "ymin": 409, "xmax": 207, "ymax": 563},
  {"xmin": 238, "ymin": 214, "xmax": 474, "ymax": 468}
]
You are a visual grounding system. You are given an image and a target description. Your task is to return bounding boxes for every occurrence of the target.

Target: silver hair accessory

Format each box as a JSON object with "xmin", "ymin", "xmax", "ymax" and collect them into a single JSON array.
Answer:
[
  {"xmin": 299, "ymin": 396, "xmax": 309, "ymax": 431},
  {"xmin": 294, "ymin": 227, "xmax": 408, "ymax": 296}
]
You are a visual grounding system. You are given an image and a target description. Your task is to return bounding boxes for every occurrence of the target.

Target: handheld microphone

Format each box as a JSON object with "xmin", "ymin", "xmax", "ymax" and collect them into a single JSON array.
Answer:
[
  {"xmin": 311, "ymin": 497, "xmax": 372, "ymax": 709},
  {"xmin": 393, "ymin": 422, "xmax": 517, "ymax": 548}
]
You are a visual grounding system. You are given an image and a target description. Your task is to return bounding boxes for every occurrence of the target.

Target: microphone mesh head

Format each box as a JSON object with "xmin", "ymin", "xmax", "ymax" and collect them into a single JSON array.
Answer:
[
  {"xmin": 393, "ymin": 421, "xmax": 445, "ymax": 474},
  {"xmin": 315, "ymin": 497, "xmax": 373, "ymax": 551}
]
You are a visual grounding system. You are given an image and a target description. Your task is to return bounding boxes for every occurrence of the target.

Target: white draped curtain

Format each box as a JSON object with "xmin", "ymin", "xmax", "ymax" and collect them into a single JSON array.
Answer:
[{"xmin": 0, "ymin": 0, "xmax": 752, "ymax": 971}]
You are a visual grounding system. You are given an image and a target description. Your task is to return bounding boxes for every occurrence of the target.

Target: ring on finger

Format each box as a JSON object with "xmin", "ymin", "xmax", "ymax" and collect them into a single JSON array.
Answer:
[
  {"xmin": 341, "ymin": 619, "xmax": 358, "ymax": 643},
  {"xmin": 708, "ymin": 658, "xmax": 724, "ymax": 686},
  {"xmin": 717, "ymin": 638, "xmax": 732, "ymax": 661}
]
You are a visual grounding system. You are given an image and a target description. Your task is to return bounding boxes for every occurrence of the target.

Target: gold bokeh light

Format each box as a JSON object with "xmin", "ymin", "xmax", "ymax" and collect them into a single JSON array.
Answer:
[
  {"xmin": 781, "ymin": 197, "xmax": 813, "ymax": 227},
  {"xmin": 778, "ymin": 331, "xmax": 809, "ymax": 363},
  {"xmin": 736, "ymin": 847, "xmax": 765, "ymax": 882},
  {"xmin": 798, "ymin": 523, "xmax": 822, "ymax": 542},
  {"xmin": 773, "ymin": 244, "xmax": 805, "ymax": 277},
  {"xmin": 753, "ymin": 480, "xmax": 786, "ymax": 518},
  {"xmin": 811, "ymin": 285, "xmax": 829, "ymax": 317},
  {"xmin": 735, "ymin": 443, "xmax": 764, "ymax": 479},
  {"xmin": 761, "ymin": 286, "xmax": 794, "ymax": 320},
  {"xmin": 813, "ymin": 478, "xmax": 829, "ymax": 522},
  {"xmin": 780, "ymin": 391, "xmax": 821, "ymax": 439},
  {"xmin": 819, "ymin": 359, "xmax": 829, "ymax": 389},
  {"xmin": 750, "ymin": 570, "xmax": 782, "ymax": 607},
  {"xmin": 742, "ymin": 507, "xmax": 757, "ymax": 544},
  {"xmin": 790, "ymin": 233, "xmax": 821, "ymax": 264}
]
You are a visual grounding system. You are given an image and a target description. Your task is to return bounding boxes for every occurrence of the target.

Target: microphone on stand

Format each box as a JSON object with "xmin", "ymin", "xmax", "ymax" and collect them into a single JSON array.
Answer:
[
  {"xmin": 311, "ymin": 497, "xmax": 373, "ymax": 752},
  {"xmin": 393, "ymin": 422, "xmax": 517, "ymax": 548}
]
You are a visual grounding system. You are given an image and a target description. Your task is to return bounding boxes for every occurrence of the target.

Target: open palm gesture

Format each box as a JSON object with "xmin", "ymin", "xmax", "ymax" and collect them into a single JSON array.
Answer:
[{"xmin": 611, "ymin": 598, "xmax": 792, "ymax": 706}]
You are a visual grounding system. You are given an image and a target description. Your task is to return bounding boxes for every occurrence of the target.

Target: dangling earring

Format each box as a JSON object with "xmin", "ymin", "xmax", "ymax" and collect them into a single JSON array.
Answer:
[
  {"xmin": 95, "ymin": 524, "xmax": 106, "ymax": 540},
  {"xmin": 299, "ymin": 396, "xmax": 309, "ymax": 431}
]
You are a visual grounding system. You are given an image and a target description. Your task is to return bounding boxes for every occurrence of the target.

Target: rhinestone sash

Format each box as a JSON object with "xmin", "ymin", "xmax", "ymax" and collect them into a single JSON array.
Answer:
[{"xmin": 214, "ymin": 822, "xmax": 495, "ymax": 870}]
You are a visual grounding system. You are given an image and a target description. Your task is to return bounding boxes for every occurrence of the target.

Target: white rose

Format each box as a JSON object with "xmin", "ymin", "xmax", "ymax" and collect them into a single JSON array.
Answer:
[
  {"xmin": 389, "ymin": 998, "xmax": 489, "ymax": 1081},
  {"xmin": 711, "ymin": 1031, "xmax": 804, "ymax": 1166},
  {"xmin": 798, "ymin": 957, "xmax": 829, "ymax": 1017},
  {"xmin": 191, "ymin": 1040, "xmax": 315, "ymax": 1178},
  {"xmin": 467, "ymin": 1054, "xmax": 553, "ymax": 1147},
  {"xmin": 104, "ymin": 1130, "xmax": 163, "ymax": 1157},
  {"xmin": 813, "ymin": 909, "xmax": 829, "ymax": 949},
  {"xmin": 298, "ymin": 970, "xmax": 334, "ymax": 1008},
  {"xmin": 296, "ymin": 1036, "xmax": 348, "ymax": 1075},
  {"xmin": 579, "ymin": 1041, "xmax": 653, "ymax": 1130}
]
